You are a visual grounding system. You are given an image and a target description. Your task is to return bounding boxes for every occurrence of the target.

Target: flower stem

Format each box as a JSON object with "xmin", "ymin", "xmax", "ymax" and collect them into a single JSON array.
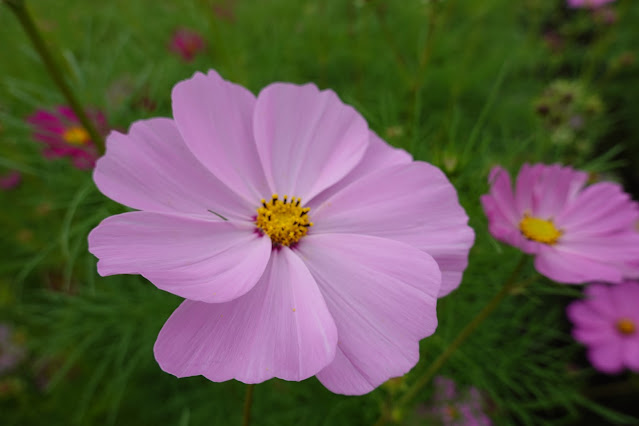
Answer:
[
  {"xmin": 242, "ymin": 384, "xmax": 255, "ymax": 426},
  {"xmin": 378, "ymin": 253, "xmax": 529, "ymax": 424},
  {"xmin": 4, "ymin": 0, "xmax": 105, "ymax": 154}
]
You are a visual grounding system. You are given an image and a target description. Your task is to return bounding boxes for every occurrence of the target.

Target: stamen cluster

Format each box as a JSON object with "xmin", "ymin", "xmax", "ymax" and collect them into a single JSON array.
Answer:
[
  {"xmin": 63, "ymin": 126, "xmax": 90, "ymax": 145},
  {"xmin": 616, "ymin": 318, "xmax": 636, "ymax": 336},
  {"xmin": 255, "ymin": 194, "xmax": 313, "ymax": 246},
  {"xmin": 519, "ymin": 215, "xmax": 562, "ymax": 245}
]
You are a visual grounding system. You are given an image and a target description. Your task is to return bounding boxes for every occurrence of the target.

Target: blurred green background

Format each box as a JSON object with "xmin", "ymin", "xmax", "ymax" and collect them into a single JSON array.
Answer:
[{"xmin": 1, "ymin": 0, "xmax": 638, "ymax": 424}]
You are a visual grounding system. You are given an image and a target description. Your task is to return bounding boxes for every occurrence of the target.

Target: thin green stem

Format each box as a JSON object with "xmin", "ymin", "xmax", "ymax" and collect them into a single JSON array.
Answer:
[
  {"xmin": 376, "ymin": 254, "xmax": 529, "ymax": 425},
  {"xmin": 242, "ymin": 384, "xmax": 255, "ymax": 426},
  {"xmin": 4, "ymin": 0, "xmax": 105, "ymax": 154}
]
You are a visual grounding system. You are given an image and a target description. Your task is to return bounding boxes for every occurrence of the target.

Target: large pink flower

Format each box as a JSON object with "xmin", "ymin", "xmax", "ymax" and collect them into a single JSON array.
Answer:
[
  {"xmin": 567, "ymin": 281, "xmax": 639, "ymax": 373},
  {"xmin": 88, "ymin": 70, "xmax": 474, "ymax": 395},
  {"xmin": 481, "ymin": 164, "xmax": 639, "ymax": 284}
]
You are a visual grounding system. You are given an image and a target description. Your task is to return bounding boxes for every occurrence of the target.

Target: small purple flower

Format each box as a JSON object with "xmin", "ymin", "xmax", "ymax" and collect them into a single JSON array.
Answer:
[
  {"xmin": 0, "ymin": 171, "xmax": 22, "ymax": 190},
  {"xmin": 567, "ymin": 281, "xmax": 639, "ymax": 374},
  {"xmin": 425, "ymin": 376, "xmax": 492, "ymax": 426},
  {"xmin": 567, "ymin": 0, "xmax": 615, "ymax": 9},
  {"xmin": 27, "ymin": 106, "xmax": 107, "ymax": 170},
  {"xmin": 0, "ymin": 324, "xmax": 26, "ymax": 375},
  {"xmin": 169, "ymin": 28, "xmax": 206, "ymax": 62}
]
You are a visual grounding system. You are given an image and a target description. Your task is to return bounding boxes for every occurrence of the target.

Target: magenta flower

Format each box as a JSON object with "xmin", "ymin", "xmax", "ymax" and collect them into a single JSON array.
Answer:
[
  {"xmin": 481, "ymin": 164, "xmax": 639, "ymax": 284},
  {"xmin": 422, "ymin": 376, "xmax": 492, "ymax": 426},
  {"xmin": 567, "ymin": 281, "xmax": 639, "ymax": 373},
  {"xmin": 169, "ymin": 28, "xmax": 206, "ymax": 62},
  {"xmin": 0, "ymin": 171, "xmax": 22, "ymax": 190},
  {"xmin": 88, "ymin": 70, "xmax": 474, "ymax": 395},
  {"xmin": 27, "ymin": 106, "xmax": 106, "ymax": 170},
  {"xmin": 567, "ymin": 0, "xmax": 616, "ymax": 9}
]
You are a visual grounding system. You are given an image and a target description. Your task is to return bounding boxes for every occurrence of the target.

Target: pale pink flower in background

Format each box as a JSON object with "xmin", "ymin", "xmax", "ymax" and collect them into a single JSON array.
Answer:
[
  {"xmin": 0, "ymin": 171, "xmax": 22, "ymax": 190},
  {"xmin": 419, "ymin": 376, "xmax": 492, "ymax": 426},
  {"xmin": 481, "ymin": 164, "xmax": 639, "ymax": 284},
  {"xmin": 567, "ymin": 0, "xmax": 616, "ymax": 9},
  {"xmin": 567, "ymin": 281, "xmax": 639, "ymax": 373},
  {"xmin": 27, "ymin": 106, "xmax": 107, "ymax": 170},
  {"xmin": 169, "ymin": 28, "xmax": 206, "ymax": 62},
  {"xmin": 0, "ymin": 324, "xmax": 26, "ymax": 374},
  {"xmin": 88, "ymin": 70, "xmax": 474, "ymax": 395}
]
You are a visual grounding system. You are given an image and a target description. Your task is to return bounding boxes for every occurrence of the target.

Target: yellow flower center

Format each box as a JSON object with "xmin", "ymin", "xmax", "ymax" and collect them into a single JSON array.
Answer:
[
  {"xmin": 62, "ymin": 126, "xmax": 90, "ymax": 145},
  {"xmin": 519, "ymin": 215, "xmax": 562, "ymax": 245},
  {"xmin": 256, "ymin": 194, "xmax": 313, "ymax": 246},
  {"xmin": 616, "ymin": 318, "xmax": 636, "ymax": 336}
]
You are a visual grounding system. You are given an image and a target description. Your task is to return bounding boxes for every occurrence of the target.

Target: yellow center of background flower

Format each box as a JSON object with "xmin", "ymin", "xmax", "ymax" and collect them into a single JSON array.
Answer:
[
  {"xmin": 616, "ymin": 318, "xmax": 636, "ymax": 335},
  {"xmin": 519, "ymin": 215, "xmax": 562, "ymax": 244},
  {"xmin": 63, "ymin": 126, "xmax": 90, "ymax": 145},
  {"xmin": 256, "ymin": 194, "xmax": 313, "ymax": 246}
]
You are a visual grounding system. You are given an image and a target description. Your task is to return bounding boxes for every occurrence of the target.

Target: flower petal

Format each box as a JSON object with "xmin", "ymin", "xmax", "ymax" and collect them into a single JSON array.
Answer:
[
  {"xmin": 308, "ymin": 130, "xmax": 412, "ymax": 206},
  {"xmin": 514, "ymin": 164, "xmax": 588, "ymax": 218},
  {"xmin": 531, "ymin": 164, "xmax": 588, "ymax": 219},
  {"xmin": 588, "ymin": 340, "xmax": 624, "ymax": 374},
  {"xmin": 622, "ymin": 339, "xmax": 639, "ymax": 372},
  {"xmin": 534, "ymin": 247, "xmax": 623, "ymax": 284},
  {"xmin": 483, "ymin": 166, "xmax": 519, "ymax": 226},
  {"xmin": 94, "ymin": 118, "xmax": 253, "ymax": 220},
  {"xmin": 171, "ymin": 70, "xmax": 270, "ymax": 202},
  {"xmin": 555, "ymin": 182, "xmax": 639, "ymax": 236},
  {"xmin": 311, "ymin": 162, "xmax": 473, "ymax": 297},
  {"xmin": 297, "ymin": 234, "xmax": 440, "ymax": 395},
  {"xmin": 88, "ymin": 211, "xmax": 270, "ymax": 303},
  {"xmin": 253, "ymin": 82, "xmax": 368, "ymax": 200},
  {"xmin": 154, "ymin": 248, "xmax": 337, "ymax": 383}
]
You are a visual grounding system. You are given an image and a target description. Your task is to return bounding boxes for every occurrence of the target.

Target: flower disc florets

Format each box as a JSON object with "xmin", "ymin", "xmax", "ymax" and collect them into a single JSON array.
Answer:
[
  {"xmin": 616, "ymin": 318, "xmax": 635, "ymax": 336},
  {"xmin": 256, "ymin": 194, "xmax": 312, "ymax": 246},
  {"xmin": 519, "ymin": 215, "xmax": 562, "ymax": 245}
]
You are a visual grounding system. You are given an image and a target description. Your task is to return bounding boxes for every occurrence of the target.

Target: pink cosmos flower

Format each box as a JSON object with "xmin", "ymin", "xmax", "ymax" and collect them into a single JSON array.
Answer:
[
  {"xmin": 567, "ymin": 281, "xmax": 639, "ymax": 373},
  {"xmin": 27, "ymin": 106, "xmax": 107, "ymax": 170},
  {"xmin": 481, "ymin": 164, "xmax": 639, "ymax": 284},
  {"xmin": 169, "ymin": 28, "xmax": 206, "ymax": 62},
  {"xmin": 0, "ymin": 171, "xmax": 22, "ymax": 190},
  {"xmin": 567, "ymin": 0, "xmax": 615, "ymax": 9},
  {"xmin": 88, "ymin": 70, "xmax": 474, "ymax": 395}
]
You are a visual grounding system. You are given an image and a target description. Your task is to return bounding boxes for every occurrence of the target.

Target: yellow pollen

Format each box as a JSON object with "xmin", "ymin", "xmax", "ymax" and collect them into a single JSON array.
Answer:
[
  {"xmin": 255, "ymin": 194, "xmax": 313, "ymax": 246},
  {"xmin": 519, "ymin": 215, "xmax": 562, "ymax": 245},
  {"xmin": 63, "ymin": 126, "xmax": 90, "ymax": 145},
  {"xmin": 616, "ymin": 318, "xmax": 635, "ymax": 336}
]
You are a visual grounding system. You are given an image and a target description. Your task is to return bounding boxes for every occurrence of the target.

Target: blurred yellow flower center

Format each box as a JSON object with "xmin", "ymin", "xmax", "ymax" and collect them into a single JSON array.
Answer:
[
  {"xmin": 256, "ymin": 194, "xmax": 313, "ymax": 246},
  {"xmin": 616, "ymin": 318, "xmax": 635, "ymax": 335},
  {"xmin": 519, "ymin": 215, "xmax": 562, "ymax": 245},
  {"xmin": 445, "ymin": 405, "xmax": 461, "ymax": 420},
  {"xmin": 63, "ymin": 126, "xmax": 90, "ymax": 145}
]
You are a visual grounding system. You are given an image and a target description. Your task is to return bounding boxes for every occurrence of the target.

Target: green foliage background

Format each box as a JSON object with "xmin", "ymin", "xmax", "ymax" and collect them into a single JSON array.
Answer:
[{"xmin": 1, "ymin": 0, "xmax": 638, "ymax": 424}]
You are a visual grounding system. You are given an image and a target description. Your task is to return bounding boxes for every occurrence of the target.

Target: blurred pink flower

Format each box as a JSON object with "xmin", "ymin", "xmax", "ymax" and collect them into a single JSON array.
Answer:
[
  {"xmin": 0, "ymin": 171, "xmax": 21, "ymax": 190},
  {"xmin": 567, "ymin": 0, "xmax": 616, "ymax": 9},
  {"xmin": 0, "ymin": 324, "xmax": 25, "ymax": 374},
  {"xmin": 567, "ymin": 281, "xmax": 639, "ymax": 373},
  {"xmin": 169, "ymin": 28, "xmax": 206, "ymax": 62},
  {"xmin": 423, "ymin": 376, "xmax": 492, "ymax": 425},
  {"xmin": 481, "ymin": 164, "xmax": 639, "ymax": 284},
  {"xmin": 88, "ymin": 70, "xmax": 474, "ymax": 395},
  {"xmin": 27, "ymin": 106, "xmax": 107, "ymax": 170}
]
